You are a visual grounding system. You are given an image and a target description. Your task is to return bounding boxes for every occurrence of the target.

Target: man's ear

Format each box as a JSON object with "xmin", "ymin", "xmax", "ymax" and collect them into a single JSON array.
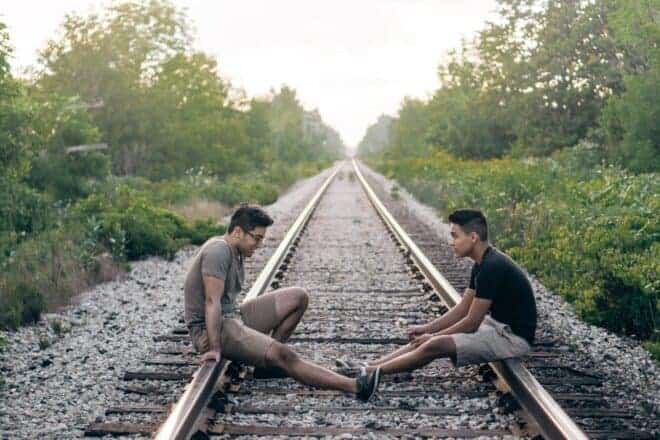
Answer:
[{"xmin": 470, "ymin": 231, "xmax": 479, "ymax": 243}]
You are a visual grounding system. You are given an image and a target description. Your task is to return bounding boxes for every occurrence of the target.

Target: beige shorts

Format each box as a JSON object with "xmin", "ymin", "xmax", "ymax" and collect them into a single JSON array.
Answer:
[
  {"xmin": 451, "ymin": 319, "xmax": 531, "ymax": 367},
  {"xmin": 189, "ymin": 292, "xmax": 279, "ymax": 368}
]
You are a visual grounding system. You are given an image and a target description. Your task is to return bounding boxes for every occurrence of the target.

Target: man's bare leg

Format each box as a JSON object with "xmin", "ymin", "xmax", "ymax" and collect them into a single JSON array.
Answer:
[
  {"xmin": 271, "ymin": 287, "xmax": 308, "ymax": 342},
  {"xmin": 265, "ymin": 341, "xmax": 357, "ymax": 393},
  {"xmin": 367, "ymin": 342, "xmax": 417, "ymax": 366},
  {"xmin": 243, "ymin": 286, "xmax": 308, "ymax": 342},
  {"xmin": 368, "ymin": 335, "xmax": 456, "ymax": 375}
]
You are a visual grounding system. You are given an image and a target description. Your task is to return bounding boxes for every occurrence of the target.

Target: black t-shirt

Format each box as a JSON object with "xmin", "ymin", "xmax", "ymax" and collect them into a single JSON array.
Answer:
[{"xmin": 469, "ymin": 247, "xmax": 537, "ymax": 344}]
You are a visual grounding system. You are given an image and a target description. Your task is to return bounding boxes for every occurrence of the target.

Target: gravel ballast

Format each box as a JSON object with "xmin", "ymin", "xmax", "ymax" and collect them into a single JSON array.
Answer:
[{"xmin": 0, "ymin": 168, "xmax": 333, "ymax": 439}]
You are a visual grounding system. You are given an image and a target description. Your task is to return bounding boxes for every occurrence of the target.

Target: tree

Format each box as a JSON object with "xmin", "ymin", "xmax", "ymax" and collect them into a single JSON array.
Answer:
[
  {"xmin": 24, "ymin": 93, "xmax": 107, "ymax": 200},
  {"xmin": 475, "ymin": 0, "xmax": 625, "ymax": 156},
  {"xmin": 36, "ymin": 0, "xmax": 192, "ymax": 174},
  {"xmin": 386, "ymin": 98, "xmax": 433, "ymax": 159},
  {"xmin": 0, "ymin": 22, "xmax": 30, "ymax": 180},
  {"xmin": 601, "ymin": 0, "xmax": 660, "ymax": 172},
  {"xmin": 358, "ymin": 115, "xmax": 393, "ymax": 156},
  {"xmin": 144, "ymin": 51, "xmax": 236, "ymax": 178}
]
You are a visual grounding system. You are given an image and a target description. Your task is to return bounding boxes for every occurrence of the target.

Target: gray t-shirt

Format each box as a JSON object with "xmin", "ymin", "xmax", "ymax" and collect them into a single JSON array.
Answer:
[{"xmin": 184, "ymin": 237, "xmax": 245, "ymax": 328}]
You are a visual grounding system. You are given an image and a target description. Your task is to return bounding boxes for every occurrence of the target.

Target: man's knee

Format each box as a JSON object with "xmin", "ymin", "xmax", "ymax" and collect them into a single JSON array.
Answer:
[
  {"xmin": 419, "ymin": 335, "xmax": 455, "ymax": 359},
  {"xmin": 290, "ymin": 286, "xmax": 309, "ymax": 311},
  {"xmin": 265, "ymin": 342, "xmax": 299, "ymax": 368}
]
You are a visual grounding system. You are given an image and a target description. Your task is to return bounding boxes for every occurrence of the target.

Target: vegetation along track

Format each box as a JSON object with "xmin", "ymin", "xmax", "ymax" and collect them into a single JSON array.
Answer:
[{"xmin": 85, "ymin": 161, "xmax": 656, "ymax": 439}]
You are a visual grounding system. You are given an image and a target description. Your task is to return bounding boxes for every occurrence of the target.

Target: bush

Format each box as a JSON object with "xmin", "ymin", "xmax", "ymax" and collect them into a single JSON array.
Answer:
[
  {"xmin": 188, "ymin": 219, "xmax": 226, "ymax": 245},
  {"xmin": 371, "ymin": 152, "xmax": 659, "ymax": 342},
  {"xmin": 76, "ymin": 186, "xmax": 190, "ymax": 260},
  {"xmin": 643, "ymin": 341, "xmax": 660, "ymax": 362},
  {"xmin": 0, "ymin": 283, "xmax": 44, "ymax": 329},
  {"xmin": 0, "ymin": 179, "xmax": 52, "ymax": 261},
  {"xmin": 0, "ymin": 226, "xmax": 88, "ymax": 330}
]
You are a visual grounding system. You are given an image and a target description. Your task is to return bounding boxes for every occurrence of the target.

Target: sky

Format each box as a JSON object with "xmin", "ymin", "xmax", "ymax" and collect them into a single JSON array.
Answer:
[{"xmin": 2, "ymin": 0, "xmax": 499, "ymax": 147}]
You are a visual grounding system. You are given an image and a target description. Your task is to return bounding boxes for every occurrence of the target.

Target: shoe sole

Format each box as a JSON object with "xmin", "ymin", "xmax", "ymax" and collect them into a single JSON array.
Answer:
[{"xmin": 365, "ymin": 368, "xmax": 381, "ymax": 402}]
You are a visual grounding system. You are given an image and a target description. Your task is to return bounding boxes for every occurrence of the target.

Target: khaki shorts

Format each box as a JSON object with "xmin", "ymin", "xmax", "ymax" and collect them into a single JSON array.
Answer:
[
  {"xmin": 451, "ymin": 319, "xmax": 531, "ymax": 367},
  {"xmin": 189, "ymin": 293, "xmax": 279, "ymax": 368}
]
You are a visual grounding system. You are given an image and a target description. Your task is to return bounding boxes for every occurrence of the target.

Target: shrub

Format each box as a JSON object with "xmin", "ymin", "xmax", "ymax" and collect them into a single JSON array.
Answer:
[
  {"xmin": 0, "ymin": 282, "xmax": 44, "ymax": 329},
  {"xmin": 642, "ymin": 341, "xmax": 660, "ymax": 362},
  {"xmin": 188, "ymin": 219, "xmax": 226, "ymax": 245},
  {"xmin": 371, "ymin": 152, "xmax": 659, "ymax": 343},
  {"xmin": 0, "ymin": 226, "xmax": 88, "ymax": 329}
]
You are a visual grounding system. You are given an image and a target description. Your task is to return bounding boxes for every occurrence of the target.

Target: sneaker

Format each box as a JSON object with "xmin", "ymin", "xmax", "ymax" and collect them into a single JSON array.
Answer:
[{"xmin": 356, "ymin": 366, "xmax": 381, "ymax": 402}]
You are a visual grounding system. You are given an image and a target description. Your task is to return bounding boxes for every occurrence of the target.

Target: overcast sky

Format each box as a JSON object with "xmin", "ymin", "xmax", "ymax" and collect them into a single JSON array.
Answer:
[{"xmin": 2, "ymin": 0, "xmax": 498, "ymax": 147}]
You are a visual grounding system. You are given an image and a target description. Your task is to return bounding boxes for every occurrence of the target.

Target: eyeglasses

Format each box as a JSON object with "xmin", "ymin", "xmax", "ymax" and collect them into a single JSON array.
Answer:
[{"xmin": 245, "ymin": 230, "xmax": 265, "ymax": 243}]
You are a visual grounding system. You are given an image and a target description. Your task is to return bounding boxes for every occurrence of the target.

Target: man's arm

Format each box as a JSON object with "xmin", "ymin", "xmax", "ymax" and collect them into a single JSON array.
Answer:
[
  {"xmin": 202, "ymin": 275, "xmax": 225, "ymax": 361},
  {"xmin": 435, "ymin": 296, "xmax": 492, "ymax": 336},
  {"xmin": 408, "ymin": 289, "xmax": 475, "ymax": 339}
]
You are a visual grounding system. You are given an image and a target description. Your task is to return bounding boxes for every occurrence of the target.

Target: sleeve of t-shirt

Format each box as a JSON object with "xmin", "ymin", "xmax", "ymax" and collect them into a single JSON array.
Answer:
[
  {"xmin": 468, "ymin": 264, "xmax": 477, "ymax": 290},
  {"xmin": 474, "ymin": 261, "xmax": 501, "ymax": 301},
  {"xmin": 201, "ymin": 241, "xmax": 232, "ymax": 280}
]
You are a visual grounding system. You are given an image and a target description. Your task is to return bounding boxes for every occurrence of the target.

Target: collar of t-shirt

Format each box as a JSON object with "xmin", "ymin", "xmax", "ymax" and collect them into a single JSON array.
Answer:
[{"xmin": 475, "ymin": 246, "xmax": 493, "ymax": 269}]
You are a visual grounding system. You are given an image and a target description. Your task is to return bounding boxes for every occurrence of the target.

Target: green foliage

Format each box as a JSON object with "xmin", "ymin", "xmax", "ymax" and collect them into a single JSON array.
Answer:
[
  {"xmin": 75, "ymin": 186, "xmax": 189, "ymax": 260},
  {"xmin": 23, "ymin": 94, "xmax": 108, "ymax": 200},
  {"xmin": 601, "ymin": 61, "xmax": 660, "ymax": 172},
  {"xmin": 0, "ymin": 3, "xmax": 341, "ymax": 332},
  {"xmin": 360, "ymin": 0, "xmax": 657, "ymax": 173},
  {"xmin": 357, "ymin": 115, "xmax": 393, "ymax": 156},
  {"xmin": 37, "ymin": 0, "xmax": 192, "ymax": 175},
  {"xmin": 188, "ymin": 219, "xmax": 226, "ymax": 246},
  {"xmin": 0, "ymin": 225, "xmax": 89, "ymax": 330},
  {"xmin": 0, "ymin": 283, "xmax": 44, "ymax": 329},
  {"xmin": 386, "ymin": 98, "xmax": 434, "ymax": 159},
  {"xmin": 372, "ymin": 151, "xmax": 659, "ymax": 341},
  {"xmin": 36, "ymin": 3, "xmax": 342, "ymax": 178},
  {"xmin": 0, "ymin": 22, "xmax": 31, "ymax": 179},
  {"xmin": 203, "ymin": 176, "xmax": 278, "ymax": 207},
  {"xmin": 643, "ymin": 341, "xmax": 660, "ymax": 362},
  {"xmin": 38, "ymin": 335, "xmax": 51, "ymax": 350},
  {"xmin": 0, "ymin": 179, "xmax": 52, "ymax": 260}
]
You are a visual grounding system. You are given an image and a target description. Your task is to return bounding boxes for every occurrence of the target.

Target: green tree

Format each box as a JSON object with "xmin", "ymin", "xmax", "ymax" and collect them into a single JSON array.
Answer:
[
  {"xmin": 358, "ymin": 115, "xmax": 393, "ymax": 156},
  {"xmin": 601, "ymin": 0, "xmax": 660, "ymax": 172},
  {"xmin": 24, "ymin": 93, "xmax": 107, "ymax": 200},
  {"xmin": 0, "ymin": 21, "xmax": 50, "ymax": 259},
  {"xmin": 36, "ymin": 0, "xmax": 192, "ymax": 174},
  {"xmin": 475, "ymin": 0, "xmax": 624, "ymax": 156},
  {"xmin": 386, "ymin": 98, "xmax": 433, "ymax": 159},
  {"xmin": 427, "ymin": 45, "xmax": 513, "ymax": 159},
  {"xmin": 144, "ymin": 52, "xmax": 234, "ymax": 179}
]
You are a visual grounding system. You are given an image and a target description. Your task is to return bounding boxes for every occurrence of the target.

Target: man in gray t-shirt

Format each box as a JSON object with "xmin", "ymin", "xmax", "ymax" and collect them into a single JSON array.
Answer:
[
  {"xmin": 183, "ymin": 204, "xmax": 381, "ymax": 402},
  {"xmin": 184, "ymin": 236, "xmax": 245, "ymax": 325}
]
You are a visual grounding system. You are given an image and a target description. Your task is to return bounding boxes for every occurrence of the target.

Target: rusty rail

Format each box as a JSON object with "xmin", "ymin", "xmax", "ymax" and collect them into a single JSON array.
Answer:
[{"xmin": 153, "ymin": 165, "xmax": 341, "ymax": 440}]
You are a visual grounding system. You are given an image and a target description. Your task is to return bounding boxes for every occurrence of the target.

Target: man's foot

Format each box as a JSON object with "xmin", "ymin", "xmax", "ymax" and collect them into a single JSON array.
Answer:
[
  {"xmin": 252, "ymin": 366, "xmax": 288, "ymax": 379},
  {"xmin": 356, "ymin": 366, "xmax": 381, "ymax": 402}
]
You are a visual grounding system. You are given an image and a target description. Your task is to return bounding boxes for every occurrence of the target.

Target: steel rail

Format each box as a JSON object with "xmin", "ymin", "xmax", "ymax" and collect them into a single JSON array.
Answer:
[
  {"xmin": 352, "ymin": 159, "xmax": 588, "ymax": 440},
  {"xmin": 154, "ymin": 165, "xmax": 341, "ymax": 440}
]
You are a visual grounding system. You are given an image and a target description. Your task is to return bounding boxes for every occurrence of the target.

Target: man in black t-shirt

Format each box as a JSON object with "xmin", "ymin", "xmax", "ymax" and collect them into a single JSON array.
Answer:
[{"xmin": 360, "ymin": 209, "xmax": 536, "ymax": 375}]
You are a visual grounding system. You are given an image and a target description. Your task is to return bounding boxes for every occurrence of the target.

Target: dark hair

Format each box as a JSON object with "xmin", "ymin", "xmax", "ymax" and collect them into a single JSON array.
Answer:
[
  {"xmin": 228, "ymin": 204, "xmax": 274, "ymax": 233},
  {"xmin": 448, "ymin": 209, "xmax": 488, "ymax": 242}
]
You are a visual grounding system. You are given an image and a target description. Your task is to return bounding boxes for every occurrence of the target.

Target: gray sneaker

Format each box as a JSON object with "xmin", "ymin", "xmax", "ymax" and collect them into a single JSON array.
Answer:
[{"xmin": 356, "ymin": 366, "xmax": 381, "ymax": 402}]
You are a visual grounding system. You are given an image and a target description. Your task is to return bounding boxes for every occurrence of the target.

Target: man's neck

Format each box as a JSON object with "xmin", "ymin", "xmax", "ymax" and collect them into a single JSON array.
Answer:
[
  {"xmin": 223, "ymin": 234, "xmax": 240, "ymax": 252},
  {"xmin": 471, "ymin": 242, "xmax": 490, "ymax": 264}
]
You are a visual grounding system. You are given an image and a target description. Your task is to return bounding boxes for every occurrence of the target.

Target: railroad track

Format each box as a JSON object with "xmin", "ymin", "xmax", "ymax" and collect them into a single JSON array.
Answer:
[{"xmin": 85, "ymin": 160, "xmax": 655, "ymax": 439}]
